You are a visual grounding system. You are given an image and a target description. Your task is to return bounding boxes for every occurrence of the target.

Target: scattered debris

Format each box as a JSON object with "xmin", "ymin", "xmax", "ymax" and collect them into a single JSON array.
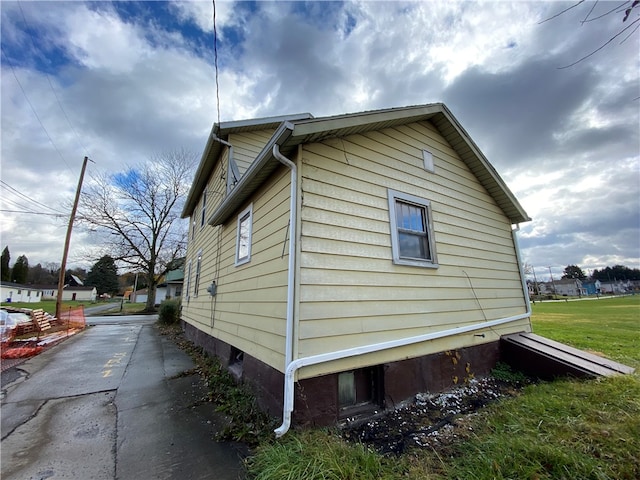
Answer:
[{"xmin": 342, "ymin": 377, "xmax": 525, "ymax": 454}]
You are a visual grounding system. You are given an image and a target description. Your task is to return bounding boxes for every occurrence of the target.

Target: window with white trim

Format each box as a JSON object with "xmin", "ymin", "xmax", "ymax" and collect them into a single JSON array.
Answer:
[
  {"xmin": 235, "ymin": 204, "xmax": 253, "ymax": 266},
  {"xmin": 200, "ymin": 191, "xmax": 207, "ymax": 228},
  {"xmin": 193, "ymin": 250, "xmax": 202, "ymax": 297},
  {"xmin": 184, "ymin": 260, "xmax": 192, "ymax": 301},
  {"xmin": 388, "ymin": 189, "xmax": 438, "ymax": 268}
]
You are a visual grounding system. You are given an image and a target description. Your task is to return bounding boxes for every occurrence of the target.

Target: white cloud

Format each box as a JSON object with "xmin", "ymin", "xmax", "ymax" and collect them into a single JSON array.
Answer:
[{"xmin": 0, "ymin": 0, "xmax": 637, "ymax": 274}]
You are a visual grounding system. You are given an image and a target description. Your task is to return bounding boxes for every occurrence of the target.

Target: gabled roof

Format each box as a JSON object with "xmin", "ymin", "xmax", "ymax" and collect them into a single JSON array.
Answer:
[
  {"xmin": 182, "ymin": 113, "xmax": 313, "ymax": 217},
  {"xmin": 186, "ymin": 103, "xmax": 530, "ymax": 225}
]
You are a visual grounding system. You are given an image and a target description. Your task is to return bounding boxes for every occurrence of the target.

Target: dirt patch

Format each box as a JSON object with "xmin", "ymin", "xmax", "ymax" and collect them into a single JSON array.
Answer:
[{"xmin": 341, "ymin": 377, "xmax": 525, "ymax": 455}]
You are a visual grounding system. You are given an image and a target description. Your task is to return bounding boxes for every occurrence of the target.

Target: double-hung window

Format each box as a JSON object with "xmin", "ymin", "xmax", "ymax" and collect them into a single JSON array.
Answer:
[
  {"xmin": 193, "ymin": 250, "xmax": 202, "ymax": 297},
  {"xmin": 388, "ymin": 189, "xmax": 438, "ymax": 268},
  {"xmin": 235, "ymin": 204, "xmax": 253, "ymax": 266},
  {"xmin": 184, "ymin": 260, "xmax": 192, "ymax": 301},
  {"xmin": 200, "ymin": 191, "xmax": 207, "ymax": 228}
]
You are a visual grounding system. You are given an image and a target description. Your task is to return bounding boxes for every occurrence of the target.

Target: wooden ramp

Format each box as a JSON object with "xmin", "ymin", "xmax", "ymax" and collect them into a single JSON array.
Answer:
[{"xmin": 501, "ymin": 332, "xmax": 635, "ymax": 379}]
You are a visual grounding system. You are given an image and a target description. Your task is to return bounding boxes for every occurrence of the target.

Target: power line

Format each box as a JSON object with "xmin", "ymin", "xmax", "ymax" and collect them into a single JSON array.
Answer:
[
  {"xmin": 0, "ymin": 209, "xmax": 67, "ymax": 218},
  {"xmin": 0, "ymin": 179, "xmax": 66, "ymax": 215},
  {"xmin": 212, "ymin": 0, "xmax": 221, "ymax": 125},
  {"xmin": 16, "ymin": 0, "xmax": 91, "ymax": 158},
  {"xmin": 0, "ymin": 47, "xmax": 74, "ymax": 175}
]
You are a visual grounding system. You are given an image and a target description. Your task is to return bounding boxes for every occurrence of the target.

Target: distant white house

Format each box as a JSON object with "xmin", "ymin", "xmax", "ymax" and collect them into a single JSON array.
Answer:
[
  {"xmin": 0, "ymin": 282, "xmax": 42, "ymax": 303},
  {"xmin": 36, "ymin": 284, "xmax": 97, "ymax": 302}
]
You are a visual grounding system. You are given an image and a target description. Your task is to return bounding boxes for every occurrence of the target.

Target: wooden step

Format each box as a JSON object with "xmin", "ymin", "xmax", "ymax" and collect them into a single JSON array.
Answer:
[{"xmin": 501, "ymin": 332, "xmax": 634, "ymax": 379}]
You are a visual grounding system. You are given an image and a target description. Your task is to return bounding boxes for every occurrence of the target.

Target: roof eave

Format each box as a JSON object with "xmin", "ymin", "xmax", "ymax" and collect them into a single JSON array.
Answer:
[{"xmin": 207, "ymin": 122, "xmax": 295, "ymax": 226}]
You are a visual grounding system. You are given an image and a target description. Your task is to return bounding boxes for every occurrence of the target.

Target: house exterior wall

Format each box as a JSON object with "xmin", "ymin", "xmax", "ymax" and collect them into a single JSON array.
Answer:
[
  {"xmin": 61, "ymin": 288, "xmax": 96, "ymax": 302},
  {"xmin": 181, "ymin": 134, "xmax": 292, "ymax": 373},
  {"xmin": 1, "ymin": 284, "xmax": 42, "ymax": 303},
  {"xmin": 295, "ymin": 120, "xmax": 530, "ymax": 379},
  {"xmin": 229, "ymin": 129, "xmax": 277, "ymax": 175}
]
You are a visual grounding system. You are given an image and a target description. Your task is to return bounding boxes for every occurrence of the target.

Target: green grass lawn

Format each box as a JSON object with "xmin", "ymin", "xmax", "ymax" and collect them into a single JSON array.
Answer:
[
  {"xmin": 0, "ymin": 299, "xmax": 147, "ymax": 316},
  {"xmin": 0, "ymin": 300, "xmax": 94, "ymax": 315},
  {"xmin": 531, "ymin": 295, "xmax": 640, "ymax": 369},
  {"xmin": 245, "ymin": 295, "xmax": 640, "ymax": 480}
]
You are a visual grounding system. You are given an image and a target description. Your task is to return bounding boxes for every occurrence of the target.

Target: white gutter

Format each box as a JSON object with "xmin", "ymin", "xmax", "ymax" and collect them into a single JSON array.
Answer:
[
  {"xmin": 273, "ymin": 224, "xmax": 533, "ymax": 438},
  {"xmin": 272, "ymin": 144, "xmax": 297, "ymax": 367}
]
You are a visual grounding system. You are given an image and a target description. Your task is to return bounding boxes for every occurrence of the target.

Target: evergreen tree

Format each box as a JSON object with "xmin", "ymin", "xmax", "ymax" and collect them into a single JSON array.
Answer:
[
  {"xmin": 85, "ymin": 255, "xmax": 119, "ymax": 295},
  {"xmin": 1, "ymin": 246, "xmax": 10, "ymax": 281},
  {"xmin": 12, "ymin": 255, "xmax": 29, "ymax": 283},
  {"xmin": 562, "ymin": 264, "xmax": 586, "ymax": 280}
]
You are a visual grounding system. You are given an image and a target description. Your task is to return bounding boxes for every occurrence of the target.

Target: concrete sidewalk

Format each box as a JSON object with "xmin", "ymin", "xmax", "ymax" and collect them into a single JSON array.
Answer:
[
  {"xmin": 115, "ymin": 326, "xmax": 247, "ymax": 479},
  {"xmin": 1, "ymin": 320, "xmax": 246, "ymax": 480}
]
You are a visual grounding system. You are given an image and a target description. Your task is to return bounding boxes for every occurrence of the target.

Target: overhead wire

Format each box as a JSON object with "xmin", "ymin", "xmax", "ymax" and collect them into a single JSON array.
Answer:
[
  {"xmin": 0, "ymin": 179, "xmax": 67, "ymax": 215},
  {"xmin": 212, "ymin": 0, "xmax": 221, "ymax": 125},
  {"xmin": 0, "ymin": 47, "xmax": 74, "ymax": 175},
  {"xmin": 16, "ymin": 0, "xmax": 91, "ymax": 158}
]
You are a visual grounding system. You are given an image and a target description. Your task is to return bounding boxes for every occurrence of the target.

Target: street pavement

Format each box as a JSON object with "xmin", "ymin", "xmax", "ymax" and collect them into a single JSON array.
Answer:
[{"xmin": 1, "ymin": 315, "xmax": 246, "ymax": 479}]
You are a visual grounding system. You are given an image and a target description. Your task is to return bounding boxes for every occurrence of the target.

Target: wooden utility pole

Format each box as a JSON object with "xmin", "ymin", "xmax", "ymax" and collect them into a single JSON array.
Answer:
[{"xmin": 56, "ymin": 156, "xmax": 89, "ymax": 321}]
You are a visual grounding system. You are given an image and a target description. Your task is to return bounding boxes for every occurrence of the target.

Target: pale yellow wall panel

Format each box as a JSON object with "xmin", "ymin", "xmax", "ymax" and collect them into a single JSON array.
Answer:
[
  {"xmin": 297, "ymin": 317, "xmax": 532, "ymax": 379},
  {"xmin": 304, "ymin": 149, "xmax": 506, "ymax": 228},
  {"xmin": 300, "ymin": 267, "xmax": 524, "ymax": 290}
]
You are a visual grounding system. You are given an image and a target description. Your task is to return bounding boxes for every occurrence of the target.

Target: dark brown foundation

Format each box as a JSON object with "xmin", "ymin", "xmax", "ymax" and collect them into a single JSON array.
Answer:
[{"xmin": 182, "ymin": 321, "xmax": 502, "ymax": 427}]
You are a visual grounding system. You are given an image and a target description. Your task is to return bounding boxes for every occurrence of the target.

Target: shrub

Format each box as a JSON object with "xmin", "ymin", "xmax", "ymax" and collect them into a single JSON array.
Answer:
[{"xmin": 158, "ymin": 299, "xmax": 181, "ymax": 325}]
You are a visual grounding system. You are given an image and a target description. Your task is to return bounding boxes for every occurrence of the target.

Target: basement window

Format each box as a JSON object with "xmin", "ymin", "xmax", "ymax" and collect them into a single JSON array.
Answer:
[
  {"xmin": 235, "ymin": 204, "xmax": 253, "ymax": 266},
  {"xmin": 338, "ymin": 366, "xmax": 383, "ymax": 417},
  {"xmin": 388, "ymin": 189, "xmax": 438, "ymax": 268},
  {"xmin": 228, "ymin": 346, "xmax": 244, "ymax": 381}
]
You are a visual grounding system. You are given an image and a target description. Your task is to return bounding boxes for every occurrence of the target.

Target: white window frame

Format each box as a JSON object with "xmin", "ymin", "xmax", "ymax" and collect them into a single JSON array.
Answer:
[
  {"xmin": 193, "ymin": 250, "xmax": 202, "ymax": 297},
  {"xmin": 235, "ymin": 204, "xmax": 253, "ymax": 266},
  {"xmin": 387, "ymin": 189, "xmax": 438, "ymax": 268},
  {"xmin": 200, "ymin": 191, "xmax": 207, "ymax": 228},
  {"xmin": 184, "ymin": 260, "xmax": 192, "ymax": 301}
]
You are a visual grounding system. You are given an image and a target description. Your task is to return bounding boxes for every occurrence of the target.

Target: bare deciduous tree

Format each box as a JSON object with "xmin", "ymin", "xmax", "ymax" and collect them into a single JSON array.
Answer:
[
  {"xmin": 77, "ymin": 149, "xmax": 196, "ymax": 312},
  {"xmin": 541, "ymin": 0, "xmax": 640, "ymax": 69}
]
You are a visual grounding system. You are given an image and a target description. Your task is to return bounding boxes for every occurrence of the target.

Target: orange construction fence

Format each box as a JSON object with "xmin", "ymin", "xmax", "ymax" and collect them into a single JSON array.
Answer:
[{"xmin": 57, "ymin": 306, "xmax": 86, "ymax": 330}]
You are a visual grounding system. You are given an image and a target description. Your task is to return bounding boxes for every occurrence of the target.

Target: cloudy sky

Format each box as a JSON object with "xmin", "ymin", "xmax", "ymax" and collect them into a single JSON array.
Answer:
[{"xmin": 1, "ymin": 0, "xmax": 638, "ymax": 281}]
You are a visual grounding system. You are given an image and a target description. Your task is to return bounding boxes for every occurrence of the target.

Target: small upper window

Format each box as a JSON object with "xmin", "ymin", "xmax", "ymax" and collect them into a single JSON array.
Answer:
[
  {"xmin": 235, "ymin": 204, "xmax": 253, "ymax": 266},
  {"xmin": 388, "ymin": 189, "xmax": 438, "ymax": 268}
]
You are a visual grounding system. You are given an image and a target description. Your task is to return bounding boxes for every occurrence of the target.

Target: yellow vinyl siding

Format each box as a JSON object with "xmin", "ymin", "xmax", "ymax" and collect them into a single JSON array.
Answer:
[
  {"xmin": 296, "ymin": 120, "xmax": 528, "ymax": 371},
  {"xmin": 228, "ymin": 129, "xmax": 276, "ymax": 174},
  {"xmin": 181, "ymin": 158, "xmax": 291, "ymax": 372},
  {"xmin": 299, "ymin": 317, "xmax": 532, "ymax": 379}
]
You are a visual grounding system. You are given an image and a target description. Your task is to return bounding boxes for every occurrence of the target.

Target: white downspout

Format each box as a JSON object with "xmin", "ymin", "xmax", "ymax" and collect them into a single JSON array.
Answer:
[
  {"xmin": 272, "ymin": 144, "xmax": 296, "ymax": 367},
  {"xmin": 271, "ymin": 199, "xmax": 532, "ymax": 437}
]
